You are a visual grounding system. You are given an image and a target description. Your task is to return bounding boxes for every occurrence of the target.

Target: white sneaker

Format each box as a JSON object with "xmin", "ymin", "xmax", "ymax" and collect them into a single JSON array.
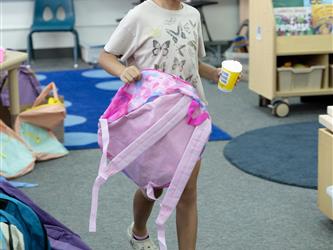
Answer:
[{"xmin": 127, "ymin": 223, "xmax": 159, "ymax": 250}]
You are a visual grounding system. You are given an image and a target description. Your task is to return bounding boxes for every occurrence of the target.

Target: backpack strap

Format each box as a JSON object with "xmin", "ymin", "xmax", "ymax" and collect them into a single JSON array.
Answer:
[
  {"xmin": 155, "ymin": 119, "xmax": 212, "ymax": 250},
  {"xmin": 0, "ymin": 211, "xmax": 23, "ymax": 250},
  {"xmin": 0, "ymin": 214, "xmax": 14, "ymax": 250},
  {"xmin": 89, "ymin": 96, "xmax": 192, "ymax": 232}
]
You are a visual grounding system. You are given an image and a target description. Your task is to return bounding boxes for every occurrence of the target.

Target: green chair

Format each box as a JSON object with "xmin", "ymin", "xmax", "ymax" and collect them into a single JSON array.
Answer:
[{"xmin": 27, "ymin": 0, "xmax": 80, "ymax": 67}]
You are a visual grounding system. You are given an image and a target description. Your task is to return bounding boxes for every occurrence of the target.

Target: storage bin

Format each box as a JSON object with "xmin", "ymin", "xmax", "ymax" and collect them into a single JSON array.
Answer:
[
  {"xmin": 224, "ymin": 49, "xmax": 249, "ymax": 81},
  {"xmin": 277, "ymin": 65, "xmax": 325, "ymax": 92},
  {"xmin": 80, "ymin": 42, "xmax": 104, "ymax": 64}
]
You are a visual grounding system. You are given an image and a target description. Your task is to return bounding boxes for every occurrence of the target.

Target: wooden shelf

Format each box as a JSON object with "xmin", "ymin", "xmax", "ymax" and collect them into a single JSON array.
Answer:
[
  {"xmin": 276, "ymin": 88, "xmax": 333, "ymax": 97},
  {"xmin": 277, "ymin": 35, "xmax": 333, "ymax": 56},
  {"xmin": 249, "ymin": 0, "xmax": 333, "ymax": 107}
]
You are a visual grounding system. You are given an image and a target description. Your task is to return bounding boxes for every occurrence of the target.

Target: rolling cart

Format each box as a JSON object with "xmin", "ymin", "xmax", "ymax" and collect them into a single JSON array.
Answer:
[{"xmin": 249, "ymin": 0, "xmax": 333, "ymax": 117}]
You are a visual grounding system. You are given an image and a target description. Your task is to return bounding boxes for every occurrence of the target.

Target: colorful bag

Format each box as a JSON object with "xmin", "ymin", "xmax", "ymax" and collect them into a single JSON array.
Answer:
[
  {"xmin": 0, "ymin": 120, "xmax": 36, "ymax": 179},
  {"xmin": 0, "ymin": 65, "xmax": 41, "ymax": 107},
  {"xmin": 0, "ymin": 193, "xmax": 51, "ymax": 250},
  {"xmin": 15, "ymin": 82, "xmax": 68, "ymax": 161},
  {"xmin": 0, "ymin": 178, "xmax": 92, "ymax": 250},
  {"xmin": 89, "ymin": 70, "xmax": 212, "ymax": 250}
]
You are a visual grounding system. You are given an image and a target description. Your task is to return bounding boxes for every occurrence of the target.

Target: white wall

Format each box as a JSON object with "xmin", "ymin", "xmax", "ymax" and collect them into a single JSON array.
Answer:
[{"xmin": 1, "ymin": 0, "xmax": 239, "ymax": 50}]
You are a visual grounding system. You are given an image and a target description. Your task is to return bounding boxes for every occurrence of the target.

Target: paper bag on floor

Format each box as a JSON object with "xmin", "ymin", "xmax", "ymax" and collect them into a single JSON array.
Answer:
[
  {"xmin": 0, "ymin": 120, "xmax": 36, "ymax": 179},
  {"xmin": 15, "ymin": 82, "xmax": 68, "ymax": 161}
]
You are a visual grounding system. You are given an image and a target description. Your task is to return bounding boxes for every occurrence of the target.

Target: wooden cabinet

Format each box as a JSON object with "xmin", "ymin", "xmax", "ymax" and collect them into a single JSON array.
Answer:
[
  {"xmin": 317, "ymin": 128, "xmax": 333, "ymax": 220},
  {"xmin": 249, "ymin": 0, "xmax": 333, "ymax": 117}
]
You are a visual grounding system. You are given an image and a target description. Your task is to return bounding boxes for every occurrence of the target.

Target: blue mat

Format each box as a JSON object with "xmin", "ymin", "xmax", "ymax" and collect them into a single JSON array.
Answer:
[
  {"xmin": 224, "ymin": 122, "xmax": 322, "ymax": 189},
  {"xmin": 37, "ymin": 69, "xmax": 231, "ymax": 150}
]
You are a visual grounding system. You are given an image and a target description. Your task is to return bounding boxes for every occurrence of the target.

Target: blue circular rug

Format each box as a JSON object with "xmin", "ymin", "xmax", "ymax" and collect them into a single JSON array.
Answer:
[{"xmin": 224, "ymin": 122, "xmax": 322, "ymax": 189}]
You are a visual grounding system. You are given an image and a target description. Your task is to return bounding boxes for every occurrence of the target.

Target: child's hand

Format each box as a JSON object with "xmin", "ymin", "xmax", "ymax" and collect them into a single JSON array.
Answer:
[
  {"xmin": 120, "ymin": 66, "xmax": 141, "ymax": 83},
  {"xmin": 213, "ymin": 67, "xmax": 221, "ymax": 83},
  {"xmin": 236, "ymin": 73, "xmax": 242, "ymax": 85}
]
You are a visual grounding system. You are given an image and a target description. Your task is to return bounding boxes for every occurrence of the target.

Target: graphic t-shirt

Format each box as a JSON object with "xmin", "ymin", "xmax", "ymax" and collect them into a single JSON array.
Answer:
[{"xmin": 104, "ymin": 0, "xmax": 207, "ymax": 103}]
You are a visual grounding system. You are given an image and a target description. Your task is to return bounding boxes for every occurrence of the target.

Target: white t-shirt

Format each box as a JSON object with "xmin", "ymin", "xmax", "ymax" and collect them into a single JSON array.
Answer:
[{"xmin": 104, "ymin": 0, "xmax": 207, "ymax": 103}]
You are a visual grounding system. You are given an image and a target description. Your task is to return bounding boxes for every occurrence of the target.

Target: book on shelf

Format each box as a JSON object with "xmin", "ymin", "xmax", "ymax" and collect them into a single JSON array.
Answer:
[{"xmin": 273, "ymin": 0, "xmax": 333, "ymax": 36}]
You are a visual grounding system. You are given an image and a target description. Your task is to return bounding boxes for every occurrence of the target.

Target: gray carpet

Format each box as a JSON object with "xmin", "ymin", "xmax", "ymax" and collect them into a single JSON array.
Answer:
[
  {"xmin": 224, "ymin": 122, "xmax": 322, "ymax": 189},
  {"xmin": 15, "ymin": 58, "xmax": 333, "ymax": 250}
]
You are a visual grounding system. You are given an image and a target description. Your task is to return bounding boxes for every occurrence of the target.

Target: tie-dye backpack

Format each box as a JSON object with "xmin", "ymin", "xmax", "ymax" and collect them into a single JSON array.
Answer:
[{"xmin": 89, "ymin": 69, "xmax": 212, "ymax": 250}]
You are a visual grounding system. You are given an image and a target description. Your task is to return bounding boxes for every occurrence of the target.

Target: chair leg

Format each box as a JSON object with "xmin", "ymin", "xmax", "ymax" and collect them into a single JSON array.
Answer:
[
  {"xmin": 72, "ymin": 30, "xmax": 80, "ymax": 68},
  {"xmin": 27, "ymin": 32, "xmax": 34, "ymax": 66}
]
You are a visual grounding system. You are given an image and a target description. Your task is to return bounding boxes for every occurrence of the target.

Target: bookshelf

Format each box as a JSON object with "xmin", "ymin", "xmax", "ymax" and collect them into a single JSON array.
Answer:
[{"xmin": 249, "ymin": 0, "xmax": 333, "ymax": 117}]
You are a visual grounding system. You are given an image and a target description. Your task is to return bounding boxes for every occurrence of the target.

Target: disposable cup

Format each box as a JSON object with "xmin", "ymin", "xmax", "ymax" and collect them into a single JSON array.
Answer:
[{"xmin": 218, "ymin": 60, "xmax": 242, "ymax": 93}]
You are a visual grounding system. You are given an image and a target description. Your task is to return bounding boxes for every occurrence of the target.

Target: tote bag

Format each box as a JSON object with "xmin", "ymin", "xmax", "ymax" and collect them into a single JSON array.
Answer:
[
  {"xmin": 15, "ymin": 82, "xmax": 68, "ymax": 161},
  {"xmin": 0, "ymin": 120, "xmax": 36, "ymax": 179}
]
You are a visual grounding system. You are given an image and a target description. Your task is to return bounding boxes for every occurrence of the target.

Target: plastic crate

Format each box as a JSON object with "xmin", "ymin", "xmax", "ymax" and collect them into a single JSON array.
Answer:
[
  {"xmin": 80, "ymin": 42, "xmax": 104, "ymax": 64},
  {"xmin": 277, "ymin": 65, "xmax": 325, "ymax": 92},
  {"xmin": 224, "ymin": 48, "xmax": 249, "ymax": 81}
]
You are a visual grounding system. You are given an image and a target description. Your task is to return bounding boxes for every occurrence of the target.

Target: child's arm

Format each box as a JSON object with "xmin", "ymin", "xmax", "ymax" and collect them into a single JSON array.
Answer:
[
  {"xmin": 99, "ymin": 50, "xmax": 141, "ymax": 83},
  {"xmin": 198, "ymin": 62, "xmax": 220, "ymax": 83}
]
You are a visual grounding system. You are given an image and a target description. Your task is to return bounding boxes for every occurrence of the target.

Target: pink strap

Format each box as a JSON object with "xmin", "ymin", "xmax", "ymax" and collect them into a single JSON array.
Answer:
[
  {"xmin": 187, "ymin": 100, "xmax": 209, "ymax": 126},
  {"xmin": 89, "ymin": 96, "xmax": 191, "ymax": 232},
  {"xmin": 155, "ymin": 119, "xmax": 212, "ymax": 250},
  {"xmin": 146, "ymin": 183, "xmax": 157, "ymax": 200},
  {"xmin": 89, "ymin": 119, "xmax": 110, "ymax": 232}
]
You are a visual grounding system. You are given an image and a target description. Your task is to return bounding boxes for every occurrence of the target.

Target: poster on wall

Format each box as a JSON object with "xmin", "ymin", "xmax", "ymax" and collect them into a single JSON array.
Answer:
[
  {"xmin": 311, "ymin": 0, "xmax": 333, "ymax": 34},
  {"xmin": 273, "ymin": 0, "xmax": 313, "ymax": 36}
]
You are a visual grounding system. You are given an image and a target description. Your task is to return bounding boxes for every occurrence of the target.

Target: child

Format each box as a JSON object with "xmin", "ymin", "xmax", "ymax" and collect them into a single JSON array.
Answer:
[{"xmin": 99, "ymin": 0, "xmax": 221, "ymax": 249}]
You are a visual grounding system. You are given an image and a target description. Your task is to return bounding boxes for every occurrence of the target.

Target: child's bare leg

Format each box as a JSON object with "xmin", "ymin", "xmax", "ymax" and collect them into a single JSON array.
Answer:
[
  {"xmin": 132, "ymin": 188, "xmax": 163, "ymax": 237},
  {"xmin": 176, "ymin": 160, "xmax": 201, "ymax": 250}
]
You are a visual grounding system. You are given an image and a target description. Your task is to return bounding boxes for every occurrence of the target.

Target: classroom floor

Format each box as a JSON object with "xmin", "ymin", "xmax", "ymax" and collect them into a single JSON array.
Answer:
[{"xmin": 18, "ymin": 57, "xmax": 333, "ymax": 250}]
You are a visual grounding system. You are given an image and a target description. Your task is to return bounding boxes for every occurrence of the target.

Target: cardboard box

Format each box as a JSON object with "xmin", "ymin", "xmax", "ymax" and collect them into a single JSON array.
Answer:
[{"xmin": 317, "ymin": 128, "xmax": 333, "ymax": 220}]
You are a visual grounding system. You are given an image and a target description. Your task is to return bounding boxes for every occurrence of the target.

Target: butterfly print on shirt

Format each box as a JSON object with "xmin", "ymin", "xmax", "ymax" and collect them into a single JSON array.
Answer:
[
  {"xmin": 177, "ymin": 44, "xmax": 186, "ymax": 57},
  {"xmin": 152, "ymin": 40, "xmax": 170, "ymax": 57},
  {"xmin": 189, "ymin": 20, "xmax": 197, "ymax": 28},
  {"xmin": 187, "ymin": 40, "xmax": 197, "ymax": 51},
  {"xmin": 183, "ymin": 22, "xmax": 191, "ymax": 34},
  {"xmin": 154, "ymin": 62, "xmax": 167, "ymax": 72},
  {"xmin": 182, "ymin": 74, "xmax": 198, "ymax": 87},
  {"xmin": 164, "ymin": 17, "xmax": 177, "ymax": 26},
  {"xmin": 172, "ymin": 58, "xmax": 186, "ymax": 72},
  {"xmin": 166, "ymin": 24, "xmax": 186, "ymax": 43}
]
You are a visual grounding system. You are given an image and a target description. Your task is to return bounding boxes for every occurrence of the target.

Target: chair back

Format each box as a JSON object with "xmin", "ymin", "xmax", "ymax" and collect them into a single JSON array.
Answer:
[{"xmin": 33, "ymin": 0, "xmax": 75, "ymax": 28}]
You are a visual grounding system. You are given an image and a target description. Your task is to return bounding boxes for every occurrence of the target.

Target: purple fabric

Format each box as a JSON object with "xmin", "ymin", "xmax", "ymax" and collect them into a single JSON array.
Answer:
[
  {"xmin": 0, "ymin": 179, "xmax": 91, "ymax": 250},
  {"xmin": 0, "ymin": 65, "xmax": 41, "ymax": 107}
]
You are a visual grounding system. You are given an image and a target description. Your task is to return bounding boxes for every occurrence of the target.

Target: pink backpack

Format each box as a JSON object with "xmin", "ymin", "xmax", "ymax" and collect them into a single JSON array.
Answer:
[{"xmin": 89, "ymin": 70, "xmax": 212, "ymax": 250}]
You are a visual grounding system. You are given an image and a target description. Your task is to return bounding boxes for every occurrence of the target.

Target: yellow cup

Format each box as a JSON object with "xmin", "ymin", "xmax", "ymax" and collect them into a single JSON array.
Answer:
[{"xmin": 218, "ymin": 60, "xmax": 242, "ymax": 93}]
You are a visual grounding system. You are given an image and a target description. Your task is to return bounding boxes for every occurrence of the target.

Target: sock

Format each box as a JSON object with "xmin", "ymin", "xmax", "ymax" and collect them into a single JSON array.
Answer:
[{"xmin": 132, "ymin": 231, "xmax": 149, "ymax": 241}]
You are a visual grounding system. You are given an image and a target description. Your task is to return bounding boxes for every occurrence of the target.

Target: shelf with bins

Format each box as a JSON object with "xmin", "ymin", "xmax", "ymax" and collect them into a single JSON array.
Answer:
[
  {"xmin": 249, "ymin": 0, "xmax": 333, "ymax": 117},
  {"xmin": 275, "ymin": 54, "xmax": 333, "ymax": 97}
]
